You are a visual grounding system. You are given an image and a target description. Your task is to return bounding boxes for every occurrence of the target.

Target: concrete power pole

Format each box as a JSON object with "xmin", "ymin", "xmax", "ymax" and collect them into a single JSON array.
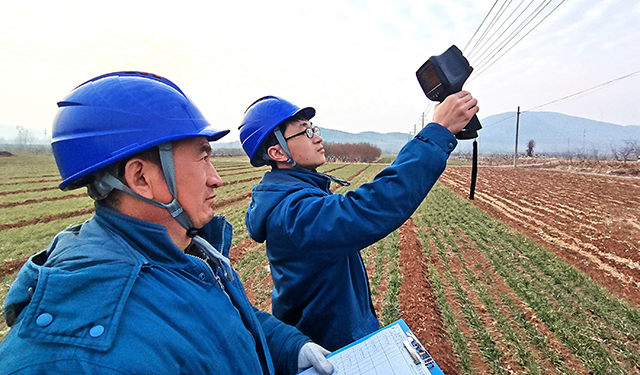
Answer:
[{"xmin": 513, "ymin": 106, "xmax": 520, "ymax": 168}]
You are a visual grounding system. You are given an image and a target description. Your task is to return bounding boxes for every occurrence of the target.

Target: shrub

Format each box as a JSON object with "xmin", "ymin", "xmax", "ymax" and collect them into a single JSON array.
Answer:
[{"xmin": 324, "ymin": 142, "xmax": 381, "ymax": 163}]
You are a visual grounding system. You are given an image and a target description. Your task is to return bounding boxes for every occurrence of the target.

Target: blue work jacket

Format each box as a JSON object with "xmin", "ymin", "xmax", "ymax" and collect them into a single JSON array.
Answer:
[
  {"xmin": 0, "ymin": 203, "xmax": 307, "ymax": 374},
  {"xmin": 245, "ymin": 122, "xmax": 457, "ymax": 351}
]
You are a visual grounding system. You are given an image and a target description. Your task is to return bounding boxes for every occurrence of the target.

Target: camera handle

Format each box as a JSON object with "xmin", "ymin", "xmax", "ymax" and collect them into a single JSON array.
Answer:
[
  {"xmin": 453, "ymin": 114, "xmax": 481, "ymax": 200},
  {"xmin": 455, "ymin": 114, "xmax": 482, "ymax": 140}
]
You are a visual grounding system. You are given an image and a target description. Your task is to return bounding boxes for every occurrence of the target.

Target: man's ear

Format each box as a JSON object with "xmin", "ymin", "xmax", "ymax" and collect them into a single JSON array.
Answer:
[
  {"xmin": 122, "ymin": 158, "xmax": 161, "ymax": 199},
  {"xmin": 266, "ymin": 144, "xmax": 290, "ymax": 162}
]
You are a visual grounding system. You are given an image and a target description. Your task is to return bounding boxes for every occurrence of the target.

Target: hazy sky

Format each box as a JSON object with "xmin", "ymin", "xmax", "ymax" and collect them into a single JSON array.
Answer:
[{"xmin": 1, "ymin": 0, "xmax": 638, "ymax": 142}]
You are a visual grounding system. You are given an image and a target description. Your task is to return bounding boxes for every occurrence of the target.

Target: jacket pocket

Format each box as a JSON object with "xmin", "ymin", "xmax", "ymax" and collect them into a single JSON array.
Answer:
[{"xmin": 19, "ymin": 262, "xmax": 141, "ymax": 352}]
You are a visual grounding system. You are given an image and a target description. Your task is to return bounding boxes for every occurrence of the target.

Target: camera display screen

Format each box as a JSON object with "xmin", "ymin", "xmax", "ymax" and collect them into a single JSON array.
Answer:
[
  {"xmin": 416, "ymin": 61, "xmax": 441, "ymax": 91},
  {"xmin": 416, "ymin": 60, "xmax": 446, "ymax": 101}
]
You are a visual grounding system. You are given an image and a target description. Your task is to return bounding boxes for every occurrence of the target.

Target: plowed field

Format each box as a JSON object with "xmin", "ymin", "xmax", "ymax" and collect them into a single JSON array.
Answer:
[
  {"xmin": 2, "ymin": 155, "xmax": 639, "ymax": 374},
  {"xmin": 440, "ymin": 166, "xmax": 640, "ymax": 306}
]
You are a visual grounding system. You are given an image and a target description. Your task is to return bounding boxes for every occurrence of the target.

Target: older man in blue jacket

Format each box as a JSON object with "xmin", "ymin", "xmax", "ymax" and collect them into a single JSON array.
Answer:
[
  {"xmin": 239, "ymin": 92, "xmax": 478, "ymax": 351},
  {"xmin": 0, "ymin": 72, "xmax": 333, "ymax": 375}
]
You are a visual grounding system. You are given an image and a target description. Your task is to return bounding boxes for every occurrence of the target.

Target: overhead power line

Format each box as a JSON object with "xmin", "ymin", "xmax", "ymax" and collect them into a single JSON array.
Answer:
[
  {"xmin": 471, "ymin": 0, "xmax": 565, "ymax": 80},
  {"xmin": 414, "ymin": 0, "xmax": 565, "ymax": 132},
  {"xmin": 466, "ymin": 0, "xmax": 514, "ymax": 59},
  {"xmin": 526, "ymin": 69, "xmax": 640, "ymax": 111},
  {"xmin": 463, "ymin": 0, "xmax": 500, "ymax": 52},
  {"xmin": 481, "ymin": 69, "xmax": 640, "ymax": 129},
  {"xmin": 470, "ymin": 0, "xmax": 543, "ymax": 69}
]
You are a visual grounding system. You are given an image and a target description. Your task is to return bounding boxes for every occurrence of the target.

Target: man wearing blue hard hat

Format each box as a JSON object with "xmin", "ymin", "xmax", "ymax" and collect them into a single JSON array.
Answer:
[
  {"xmin": 0, "ymin": 72, "xmax": 333, "ymax": 375},
  {"xmin": 239, "ymin": 92, "xmax": 478, "ymax": 351}
]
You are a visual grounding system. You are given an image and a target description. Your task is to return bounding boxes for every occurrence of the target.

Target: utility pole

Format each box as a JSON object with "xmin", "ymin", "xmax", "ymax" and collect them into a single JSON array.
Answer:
[{"xmin": 513, "ymin": 106, "xmax": 520, "ymax": 168}]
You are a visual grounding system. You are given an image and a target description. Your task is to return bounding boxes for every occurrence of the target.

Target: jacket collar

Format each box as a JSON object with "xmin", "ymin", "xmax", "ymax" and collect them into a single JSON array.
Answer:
[
  {"xmin": 3, "ymin": 203, "xmax": 233, "ymax": 352},
  {"xmin": 94, "ymin": 202, "xmax": 233, "ymax": 265},
  {"xmin": 258, "ymin": 168, "xmax": 332, "ymax": 192}
]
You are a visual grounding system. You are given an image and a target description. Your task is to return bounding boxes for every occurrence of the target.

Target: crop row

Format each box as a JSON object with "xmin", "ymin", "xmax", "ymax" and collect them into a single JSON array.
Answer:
[
  {"xmin": 439, "ymin": 166, "xmax": 640, "ymax": 306},
  {"xmin": 3, "ymin": 155, "xmax": 639, "ymax": 374},
  {"xmin": 411, "ymin": 183, "xmax": 640, "ymax": 374}
]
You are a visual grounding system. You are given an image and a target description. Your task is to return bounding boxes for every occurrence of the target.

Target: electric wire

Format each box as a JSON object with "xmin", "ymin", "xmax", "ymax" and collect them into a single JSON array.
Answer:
[
  {"xmin": 471, "ymin": 0, "xmax": 564, "ymax": 80},
  {"xmin": 467, "ymin": 0, "xmax": 513, "ymax": 59},
  {"xmin": 463, "ymin": 0, "xmax": 501, "ymax": 52},
  {"xmin": 469, "ymin": 0, "xmax": 538, "ymax": 67},
  {"xmin": 526, "ymin": 69, "xmax": 640, "ymax": 111},
  {"xmin": 471, "ymin": 0, "xmax": 565, "ymax": 80},
  {"xmin": 480, "ymin": 69, "xmax": 640, "ymax": 129},
  {"xmin": 414, "ymin": 0, "xmax": 565, "ymax": 132}
]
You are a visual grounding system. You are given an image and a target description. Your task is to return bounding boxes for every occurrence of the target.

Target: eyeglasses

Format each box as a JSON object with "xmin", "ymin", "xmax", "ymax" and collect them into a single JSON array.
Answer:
[{"xmin": 284, "ymin": 125, "xmax": 321, "ymax": 141}]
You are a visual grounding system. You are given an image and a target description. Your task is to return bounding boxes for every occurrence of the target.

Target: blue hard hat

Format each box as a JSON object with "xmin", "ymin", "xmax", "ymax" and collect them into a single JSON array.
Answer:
[
  {"xmin": 52, "ymin": 71, "xmax": 229, "ymax": 190},
  {"xmin": 238, "ymin": 96, "xmax": 315, "ymax": 167}
]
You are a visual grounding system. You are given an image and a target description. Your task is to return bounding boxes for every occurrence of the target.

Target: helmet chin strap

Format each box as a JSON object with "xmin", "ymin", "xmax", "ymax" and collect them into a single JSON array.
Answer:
[
  {"xmin": 273, "ymin": 127, "xmax": 300, "ymax": 169},
  {"xmin": 272, "ymin": 128, "xmax": 351, "ymax": 187},
  {"xmin": 89, "ymin": 142, "xmax": 235, "ymax": 281},
  {"xmin": 89, "ymin": 142, "xmax": 196, "ymax": 236}
]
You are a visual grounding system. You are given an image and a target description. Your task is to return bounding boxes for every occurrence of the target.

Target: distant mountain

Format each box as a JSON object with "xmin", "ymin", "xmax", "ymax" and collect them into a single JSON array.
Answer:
[
  {"xmin": 216, "ymin": 113, "xmax": 640, "ymax": 156},
  {"xmin": 321, "ymin": 129, "xmax": 413, "ymax": 154},
  {"xmin": 211, "ymin": 129, "xmax": 413, "ymax": 155},
  {"xmin": 458, "ymin": 112, "xmax": 640, "ymax": 155},
  {"xmin": 4, "ymin": 112, "xmax": 639, "ymax": 156}
]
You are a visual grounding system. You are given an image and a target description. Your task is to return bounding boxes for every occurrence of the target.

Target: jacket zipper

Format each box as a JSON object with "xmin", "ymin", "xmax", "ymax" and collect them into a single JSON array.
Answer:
[{"xmin": 186, "ymin": 252, "xmax": 226, "ymax": 292}]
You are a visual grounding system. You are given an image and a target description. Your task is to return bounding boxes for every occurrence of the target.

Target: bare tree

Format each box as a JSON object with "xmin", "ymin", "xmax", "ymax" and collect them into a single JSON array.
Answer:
[
  {"xmin": 324, "ymin": 142, "xmax": 381, "ymax": 163},
  {"xmin": 526, "ymin": 140, "xmax": 535, "ymax": 157},
  {"xmin": 611, "ymin": 140, "xmax": 638, "ymax": 162}
]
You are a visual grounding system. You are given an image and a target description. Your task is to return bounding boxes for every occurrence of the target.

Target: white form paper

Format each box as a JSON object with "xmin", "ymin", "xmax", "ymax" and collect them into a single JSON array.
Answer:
[{"xmin": 298, "ymin": 324, "xmax": 432, "ymax": 375}]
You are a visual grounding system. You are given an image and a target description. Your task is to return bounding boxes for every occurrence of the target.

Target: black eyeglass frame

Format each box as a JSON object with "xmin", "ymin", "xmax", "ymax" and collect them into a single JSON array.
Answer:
[{"xmin": 284, "ymin": 125, "xmax": 321, "ymax": 141}]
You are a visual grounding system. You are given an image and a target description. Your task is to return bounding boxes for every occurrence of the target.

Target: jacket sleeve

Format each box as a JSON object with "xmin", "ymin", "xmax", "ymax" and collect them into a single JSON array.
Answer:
[
  {"xmin": 274, "ymin": 122, "xmax": 457, "ymax": 262},
  {"xmin": 254, "ymin": 307, "xmax": 309, "ymax": 375}
]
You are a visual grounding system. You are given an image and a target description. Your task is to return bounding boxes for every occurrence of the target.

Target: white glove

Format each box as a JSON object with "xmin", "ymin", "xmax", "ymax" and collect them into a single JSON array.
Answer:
[{"xmin": 297, "ymin": 342, "xmax": 334, "ymax": 375}]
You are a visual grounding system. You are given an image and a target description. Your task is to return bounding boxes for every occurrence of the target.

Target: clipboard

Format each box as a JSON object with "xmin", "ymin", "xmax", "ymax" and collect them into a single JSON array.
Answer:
[{"xmin": 298, "ymin": 319, "xmax": 445, "ymax": 374}]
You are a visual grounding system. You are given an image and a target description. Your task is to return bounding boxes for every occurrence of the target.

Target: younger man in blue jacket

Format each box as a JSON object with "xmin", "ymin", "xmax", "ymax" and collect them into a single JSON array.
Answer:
[
  {"xmin": 239, "ymin": 92, "xmax": 479, "ymax": 351},
  {"xmin": 0, "ymin": 72, "xmax": 333, "ymax": 375}
]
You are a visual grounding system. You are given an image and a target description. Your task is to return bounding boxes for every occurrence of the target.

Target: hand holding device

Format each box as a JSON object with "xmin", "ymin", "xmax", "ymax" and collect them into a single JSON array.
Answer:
[{"xmin": 416, "ymin": 45, "xmax": 482, "ymax": 139}]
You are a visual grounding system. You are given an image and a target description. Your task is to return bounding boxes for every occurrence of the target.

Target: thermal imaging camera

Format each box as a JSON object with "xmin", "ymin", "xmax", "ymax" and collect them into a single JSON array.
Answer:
[{"xmin": 416, "ymin": 45, "xmax": 481, "ymax": 140}]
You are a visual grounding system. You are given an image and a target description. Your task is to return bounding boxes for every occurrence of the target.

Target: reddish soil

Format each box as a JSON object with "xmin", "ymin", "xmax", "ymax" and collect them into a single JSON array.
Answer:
[
  {"xmin": 228, "ymin": 237, "xmax": 257, "ymax": 265},
  {"xmin": 439, "ymin": 165, "xmax": 640, "ymax": 307},
  {"xmin": 212, "ymin": 192, "xmax": 252, "ymax": 209},
  {"xmin": 0, "ymin": 186, "xmax": 58, "ymax": 196},
  {"xmin": 397, "ymin": 219, "xmax": 461, "ymax": 375},
  {"xmin": 0, "ymin": 193, "xmax": 87, "ymax": 209},
  {"xmin": 0, "ymin": 207, "xmax": 95, "ymax": 230},
  {"xmin": 0, "ymin": 257, "xmax": 27, "ymax": 278}
]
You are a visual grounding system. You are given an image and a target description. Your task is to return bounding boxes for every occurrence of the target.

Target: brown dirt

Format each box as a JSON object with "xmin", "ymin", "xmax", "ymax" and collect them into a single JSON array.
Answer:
[
  {"xmin": 0, "ymin": 193, "xmax": 88, "ymax": 209},
  {"xmin": 321, "ymin": 164, "xmax": 348, "ymax": 175},
  {"xmin": 228, "ymin": 237, "xmax": 257, "ymax": 266},
  {"xmin": 477, "ymin": 157, "xmax": 640, "ymax": 177},
  {"xmin": 0, "ymin": 257, "xmax": 27, "ymax": 278},
  {"xmin": 212, "ymin": 192, "xmax": 252, "ymax": 209},
  {"xmin": 0, "ymin": 186, "xmax": 58, "ymax": 196},
  {"xmin": 397, "ymin": 219, "xmax": 462, "ymax": 375},
  {"xmin": 0, "ymin": 177, "xmax": 61, "ymax": 186},
  {"xmin": 228, "ymin": 237, "xmax": 273, "ymax": 312},
  {"xmin": 0, "ymin": 207, "xmax": 95, "ymax": 231},
  {"xmin": 439, "ymin": 165, "xmax": 640, "ymax": 307}
]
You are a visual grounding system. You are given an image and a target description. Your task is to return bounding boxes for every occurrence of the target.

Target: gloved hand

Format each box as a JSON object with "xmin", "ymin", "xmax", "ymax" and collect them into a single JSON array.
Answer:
[{"xmin": 297, "ymin": 342, "xmax": 334, "ymax": 375}]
